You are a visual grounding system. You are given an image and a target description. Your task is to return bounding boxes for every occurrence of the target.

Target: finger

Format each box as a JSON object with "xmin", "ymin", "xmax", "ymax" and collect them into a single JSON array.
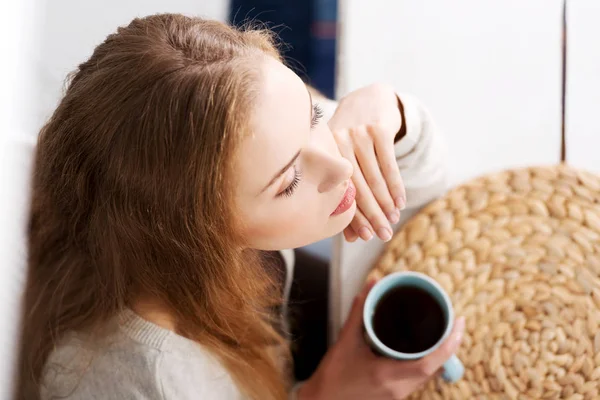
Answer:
[
  {"xmin": 415, "ymin": 317, "xmax": 465, "ymax": 375},
  {"xmin": 350, "ymin": 208, "xmax": 374, "ymax": 241},
  {"xmin": 339, "ymin": 128, "xmax": 393, "ymax": 242},
  {"xmin": 371, "ymin": 125, "xmax": 406, "ymax": 210},
  {"xmin": 338, "ymin": 279, "xmax": 378, "ymax": 345},
  {"xmin": 354, "ymin": 132, "xmax": 400, "ymax": 224},
  {"xmin": 343, "ymin": 225, "xmax": 359, "ymax": 242},
  {"xmin": 351, "ymin": 166, "xmax": 393, "ymax": 242},
  {"xmin": 377, "ymin": 317, "xmax": 465, "ymax": 379},
  {"xmin": 333, "ymin": 139, "xmax": 374, "ymax": 242}
]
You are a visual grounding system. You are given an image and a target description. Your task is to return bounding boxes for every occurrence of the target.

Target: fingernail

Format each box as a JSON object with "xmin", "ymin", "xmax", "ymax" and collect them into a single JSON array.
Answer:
[
  {"xmin": 395, "ymin": 196, "xmax": 406, "ymax": 210},
  {"xmin": 377, "ymin": 227, "xmax": 393, "ymax": 242},
  {"xmin": 387, "ymin": 209, "xmax": 400, "ymax": 224},
  {"xmin": 358, "ymin": 227, "xmax": 373, "ymax": 241}
]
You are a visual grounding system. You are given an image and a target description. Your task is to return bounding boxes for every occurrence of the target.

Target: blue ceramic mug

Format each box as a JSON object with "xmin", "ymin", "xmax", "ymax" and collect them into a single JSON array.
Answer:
[{"xmin": 363, "ymin": 271, "xmax": 464, "ymax": 383}]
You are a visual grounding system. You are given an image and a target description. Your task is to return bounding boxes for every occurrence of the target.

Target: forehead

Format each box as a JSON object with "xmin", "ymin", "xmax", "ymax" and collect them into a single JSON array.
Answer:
[{"xmin": 234, "ymin": 57, "xmax": 310, "ymax": 194}]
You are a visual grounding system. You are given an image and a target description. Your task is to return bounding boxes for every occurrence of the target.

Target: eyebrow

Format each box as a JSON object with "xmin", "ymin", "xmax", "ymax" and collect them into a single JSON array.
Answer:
[{"xmin": 261, "ymin": 88, "xmax": 313, "ymax": 193}]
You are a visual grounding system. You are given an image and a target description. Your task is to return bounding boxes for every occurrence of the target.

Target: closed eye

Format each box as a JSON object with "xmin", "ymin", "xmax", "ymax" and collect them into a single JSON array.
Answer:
[
  {"xmin": 277, "ymin": 167, "xmax": 302, "ymax": 198},
  {"xmin": 311, "ymin": 104, "xmax": 324, "ymax": 129}
]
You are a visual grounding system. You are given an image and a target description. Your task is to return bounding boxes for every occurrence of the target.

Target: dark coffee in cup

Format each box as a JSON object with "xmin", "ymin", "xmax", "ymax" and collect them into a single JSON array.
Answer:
[
  {"xmin": 372, "ymin": 286, "xmax": 447, "ymax": 354},
  {"xmin": 364, "ymin": 272, "xmax": 464, "ymax": 381}
]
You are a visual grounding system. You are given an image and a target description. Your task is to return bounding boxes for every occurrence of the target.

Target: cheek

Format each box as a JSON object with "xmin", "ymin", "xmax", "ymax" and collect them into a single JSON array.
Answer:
[
  {"xmin": 240, "ymin": 193, "xmax": 329, "ymax": 250},
  {"xmin": 241, "ymin": 201, "xmax": 355, "ymax": 251},
  {"xmin": 245, "ymin": 209, "xmax": 305, "ymax": 239}
]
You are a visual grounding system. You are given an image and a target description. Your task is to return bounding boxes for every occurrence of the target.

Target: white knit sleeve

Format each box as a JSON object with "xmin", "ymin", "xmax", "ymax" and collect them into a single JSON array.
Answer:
[{"xmin": 394, "ymin": 93, "xmax": 449, "ymax": 209}]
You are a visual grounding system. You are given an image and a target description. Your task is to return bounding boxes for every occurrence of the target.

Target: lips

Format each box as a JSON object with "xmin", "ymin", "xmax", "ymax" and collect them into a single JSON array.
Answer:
[{"xmin": 331, "ymin": 180, "xmax": 356, "ymax": 216}]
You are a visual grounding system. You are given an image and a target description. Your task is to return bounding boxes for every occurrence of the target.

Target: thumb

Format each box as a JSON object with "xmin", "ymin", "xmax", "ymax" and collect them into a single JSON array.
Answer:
[
  {"xmin": 421, "ymin": 317, "xmax": 466, "ymax": 374},
  {"xmin": 393, "ymin": 317, "xmax": 466, "ymax": 378},
  {"xmin": 337, "ymin": 279, "xmax": 378, "ymax": 345}
]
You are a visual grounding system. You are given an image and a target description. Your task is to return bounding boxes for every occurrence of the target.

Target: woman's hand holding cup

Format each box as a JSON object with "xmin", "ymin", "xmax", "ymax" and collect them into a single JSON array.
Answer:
[{"xmin": 299, "ymin": 279, "xmax": 465, "ymax": 400}]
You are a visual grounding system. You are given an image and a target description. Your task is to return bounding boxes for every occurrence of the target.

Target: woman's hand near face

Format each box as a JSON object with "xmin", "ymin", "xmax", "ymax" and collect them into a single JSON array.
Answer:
[
  {"xmin": 297, "ymin": 281, "xmax": 465, "ymax": 400},
  {"xmin": 328, "ymin": 83, "xmax": 406, "ymax": 242}
]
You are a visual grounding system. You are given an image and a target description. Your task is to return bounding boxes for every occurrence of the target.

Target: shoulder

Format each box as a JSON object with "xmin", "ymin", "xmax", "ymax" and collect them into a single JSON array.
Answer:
[
  {"xmin": 42, "ymin": 331, "xmax": 164, "ymax": 399},
  {"xmin": 154, "ymin": 331, "xmax": 243, "ymax": 399},
  {"xmin": 42, "ymin": 315, "xmax": 243, "ymax": 400}
]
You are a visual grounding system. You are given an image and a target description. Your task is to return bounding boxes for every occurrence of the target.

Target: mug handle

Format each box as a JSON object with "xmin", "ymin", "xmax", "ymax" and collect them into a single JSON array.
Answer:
[{"xmin": 441, "ymin": 355, "xmax": 464, "ymax": 383}]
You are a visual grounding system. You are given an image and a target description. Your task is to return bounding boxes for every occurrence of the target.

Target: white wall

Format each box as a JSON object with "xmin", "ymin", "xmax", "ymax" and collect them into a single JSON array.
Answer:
[
  {"xmin": 0, "ymin": 1, "xmax": 44, "ymax": 397},
  {"xmin": 337, "ymin": 0, "xmax": 564, "ymax": 185},
  {"xmin": 566, "ymin": 0, "xmax": 600, "ymax": 174},
  {"xmin": 35, "ymin": 0, "xmax": 229, "ymax": 137}
]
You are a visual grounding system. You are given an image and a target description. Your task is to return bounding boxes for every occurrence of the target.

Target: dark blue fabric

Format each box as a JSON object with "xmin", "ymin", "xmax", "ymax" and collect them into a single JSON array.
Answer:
[
  {"xmin": 229, "ymin": 0, "xmax": 337, "ymax": 98},
  {"xmin": 310, "ymin": 0, "xmax": 337, "ymax": 98}
]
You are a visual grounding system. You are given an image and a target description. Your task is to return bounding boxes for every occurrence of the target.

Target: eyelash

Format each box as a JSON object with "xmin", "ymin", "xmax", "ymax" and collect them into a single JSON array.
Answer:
[
  {"xmin": 275, "ymin": 104, "xmax": 320, "ymax": 198},
  {"xmin": 311, "ymin": 104, "xmax": 324, "ymax": 128},
  {"xmin": 277, "ymin": 168, "xmax": 302, "ymax": 198}
]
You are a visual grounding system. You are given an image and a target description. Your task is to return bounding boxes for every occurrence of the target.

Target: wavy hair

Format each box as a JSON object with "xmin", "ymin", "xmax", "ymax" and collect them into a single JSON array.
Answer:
[{"xmin": 18, "ymin": 14, "xmax": 289, "ymax": 400}]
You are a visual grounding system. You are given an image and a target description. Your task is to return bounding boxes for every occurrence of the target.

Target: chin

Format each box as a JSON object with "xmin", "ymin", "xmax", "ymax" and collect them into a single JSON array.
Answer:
[
  {"xmin": 329, "ymin": 201, "xmax": 357, "ymax": 236},
  {"xmin": 288, "ymin": 202, "xmax": 357, "ymax": 248},
  {"xmin": 253, "ymin": 202, "xmax": 358, "ymax": 251}
]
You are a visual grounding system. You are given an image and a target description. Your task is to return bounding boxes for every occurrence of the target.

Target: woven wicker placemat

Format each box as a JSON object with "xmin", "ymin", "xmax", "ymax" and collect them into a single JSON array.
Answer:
[{"xmin": 368, "ymin": 165, "xmax": 600, "ymax": 400}]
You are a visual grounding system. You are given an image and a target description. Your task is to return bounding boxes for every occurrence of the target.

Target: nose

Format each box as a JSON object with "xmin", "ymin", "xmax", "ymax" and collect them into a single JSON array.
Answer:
[{"xmin": 304, "ymin": 147, "xmax": 354, "ymax": 193}]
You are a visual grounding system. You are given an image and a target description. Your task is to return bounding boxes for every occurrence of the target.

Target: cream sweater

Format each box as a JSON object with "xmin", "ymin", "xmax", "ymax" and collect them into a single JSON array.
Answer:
[{"xmin": 42, "ymin": 93, "xmax": 448, "ymax": 399}]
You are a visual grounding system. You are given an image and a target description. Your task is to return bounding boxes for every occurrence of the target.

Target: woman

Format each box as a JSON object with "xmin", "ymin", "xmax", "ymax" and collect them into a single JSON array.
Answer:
[{"xmin": 18, "ymin": 14, "xmax": 464, "ymax": 400}]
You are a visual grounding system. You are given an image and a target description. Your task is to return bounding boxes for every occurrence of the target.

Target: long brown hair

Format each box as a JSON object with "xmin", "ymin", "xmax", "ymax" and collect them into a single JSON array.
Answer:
[{"xmin": 18, "ymin": 14, "xmax": 289, "ymax": 400}]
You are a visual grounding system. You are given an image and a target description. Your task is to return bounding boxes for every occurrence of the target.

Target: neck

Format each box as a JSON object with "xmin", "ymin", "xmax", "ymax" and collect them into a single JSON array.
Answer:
[{"xmin": 130, "ymin": 296, "xmax": 177, "ymax": 331}]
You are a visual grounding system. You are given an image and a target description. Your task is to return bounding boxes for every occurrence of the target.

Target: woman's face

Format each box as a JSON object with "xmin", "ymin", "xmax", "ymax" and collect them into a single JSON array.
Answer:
[{"xmin": 234, "ymin": 57, "xmax": 356, "ymax": 250}]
